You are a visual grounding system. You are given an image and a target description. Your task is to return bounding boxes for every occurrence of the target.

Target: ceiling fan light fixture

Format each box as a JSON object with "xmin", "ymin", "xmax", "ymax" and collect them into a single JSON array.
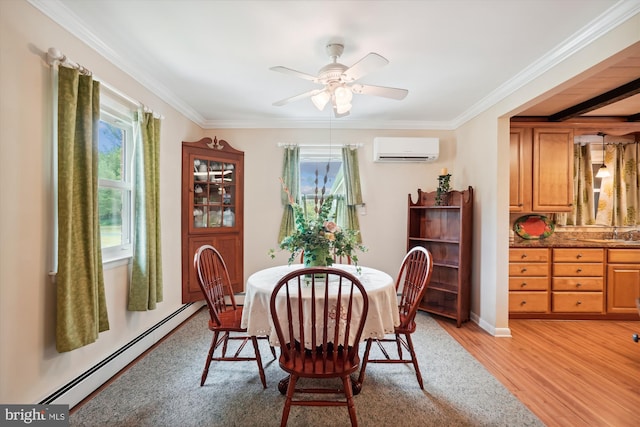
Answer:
[
  {"xmin": 311, "ymin": 90, "xmax": 330, "ymax": 110},
  {"xmin": 335, "ymin": 102, "xmax": 351, "ymax": 115},
  {"xmin": 334, "ymin": 85, "xmax": 353, "ymax": 104}
]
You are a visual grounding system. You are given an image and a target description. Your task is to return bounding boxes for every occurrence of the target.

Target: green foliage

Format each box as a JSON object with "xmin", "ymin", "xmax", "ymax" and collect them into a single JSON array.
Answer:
[{"xmin": 273, "ymin": 195, "xmax": 366, "ymax": 268}]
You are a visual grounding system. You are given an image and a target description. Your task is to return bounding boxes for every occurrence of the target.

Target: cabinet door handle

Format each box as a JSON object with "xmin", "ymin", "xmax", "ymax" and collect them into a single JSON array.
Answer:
[
  {"xmin": 520, "ymin": 282, "xmax": 527, "ymax": 288},
  {"xmin": 576, "ymin": 268, "xmax": 582, "ymax": 273},
  {"xmin": 521, "ymin": 268, "xmax": 527, "ymax": 273},
  {"xmin": 576, "ymin": 301, "xmax": 582, "ymax": 305},
  {"xmin": 520, "ymin": 300, "xmax": 527, "ymax": 306},
  {"xmin": 521, "ymin": 254, "xmax": 527, "ymax": 259},
  {"xmin": 576, "ymin": 254, "xmax": 582, "ymax": 259},
  {"xmin": 576, "ymin": 283, "xmax": 582, "ymax": 288}
]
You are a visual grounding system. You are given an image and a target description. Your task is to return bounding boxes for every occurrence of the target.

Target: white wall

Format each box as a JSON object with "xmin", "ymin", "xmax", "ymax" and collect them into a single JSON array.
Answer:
[{"xmin": 206, "ymin": 128, "xmax": 456, "ymax": 280}]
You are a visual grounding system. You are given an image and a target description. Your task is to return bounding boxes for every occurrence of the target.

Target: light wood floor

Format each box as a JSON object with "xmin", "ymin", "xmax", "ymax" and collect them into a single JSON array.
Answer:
[{"xmin": 436, "ymin": 316, "xmax": 640, "ymax": 427}]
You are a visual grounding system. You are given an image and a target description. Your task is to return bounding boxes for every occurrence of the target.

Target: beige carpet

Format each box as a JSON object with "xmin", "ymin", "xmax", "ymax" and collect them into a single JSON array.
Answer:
[{"xmin": 70, "ymin": 308, "xmax": 543, "ymax": 427}]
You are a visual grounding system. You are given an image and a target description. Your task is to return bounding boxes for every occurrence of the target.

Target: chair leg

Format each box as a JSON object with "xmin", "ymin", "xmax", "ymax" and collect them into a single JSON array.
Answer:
[
  {"xmin": 270, "ymin": 345, "xmax": 277, "ymax": 359},
  {"xmin": 396, "ymin": 333, "xmax": 403, "ymax": 359},
  {"xmin": 405, "ymin": 333, "xmax": 424, "ymax": 389},
  {"xmin": 356, "ymin": 338, "xmax": 373, "ymax": 386},
  {"xmin": 201, "ymin": 331, "xmax": 219, "ymax": 386},
  {"xmin": 280, "ymin": 375, "xmax": 297, "ymax": 427},
  {"xmin": 342, "ymin": 375, "xmax": 359, "ymax": 427},
  {"xmin": 251, "ymin": 336, "xmax": 267, "ymax": 389}
]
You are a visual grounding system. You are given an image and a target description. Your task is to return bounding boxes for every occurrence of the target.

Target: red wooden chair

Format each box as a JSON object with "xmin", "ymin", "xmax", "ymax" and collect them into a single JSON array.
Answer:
[
  {"xmin": 193, "ymin": 245, "xmax": 274, "ymax": 388},
  {"xmin": 270, "ymin": 267, "xmax": 369, "ymax": 426},
  {"xmin": 357, "ymin": 246, "xmax": 433, "ymax": 389}
]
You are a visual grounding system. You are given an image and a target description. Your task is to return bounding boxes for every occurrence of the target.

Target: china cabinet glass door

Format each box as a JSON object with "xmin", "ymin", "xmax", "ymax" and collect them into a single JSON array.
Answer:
[{"xmin": 192, "ymin": 156, "xmax": 237, "ymax": 230}]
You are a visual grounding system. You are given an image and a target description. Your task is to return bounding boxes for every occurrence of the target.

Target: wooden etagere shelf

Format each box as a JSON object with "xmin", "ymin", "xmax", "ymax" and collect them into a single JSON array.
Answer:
[{"xmin": 407, "ymin": 186, "xmax": 473, "ymax": 327}]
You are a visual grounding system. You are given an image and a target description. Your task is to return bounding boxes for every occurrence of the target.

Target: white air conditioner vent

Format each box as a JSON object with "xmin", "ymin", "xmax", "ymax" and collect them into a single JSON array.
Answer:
[{"xmin": 373, "ymin": 137, "xmax": 439, "ymax": 162}]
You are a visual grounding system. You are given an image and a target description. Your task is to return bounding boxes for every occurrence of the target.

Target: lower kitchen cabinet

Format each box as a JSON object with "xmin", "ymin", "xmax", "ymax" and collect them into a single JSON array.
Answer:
[
  {"xmin": 551, "ymin": 248, "xmax": 604, "ymax": 314},
  {"xmin": 606, "ymin": 249, "xmax": 640, "ymax": 315}
]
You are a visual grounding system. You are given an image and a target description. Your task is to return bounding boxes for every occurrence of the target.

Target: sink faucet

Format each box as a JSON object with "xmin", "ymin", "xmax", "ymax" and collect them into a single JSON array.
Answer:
[{"xmin": 613, "ymin": 226, "xmax": 618, "ymax": 239}]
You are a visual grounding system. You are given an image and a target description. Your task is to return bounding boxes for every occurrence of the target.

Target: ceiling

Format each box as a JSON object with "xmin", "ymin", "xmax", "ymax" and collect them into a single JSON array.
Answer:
[{"xmin": 31, "ymin": 0, "xmax": 640, "ymax": 129}]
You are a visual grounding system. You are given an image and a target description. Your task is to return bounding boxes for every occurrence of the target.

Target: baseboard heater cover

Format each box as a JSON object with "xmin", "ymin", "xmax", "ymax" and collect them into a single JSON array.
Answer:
[{"xmin": 39, "ymin": 302, "xmax": 204, "ymax": 408}]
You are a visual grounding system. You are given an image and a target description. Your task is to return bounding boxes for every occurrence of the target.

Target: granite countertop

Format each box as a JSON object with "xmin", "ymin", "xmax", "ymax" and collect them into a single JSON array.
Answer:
[{"xmin": 510, "ymin": 232, "xmax": 640, "ymax": 248}]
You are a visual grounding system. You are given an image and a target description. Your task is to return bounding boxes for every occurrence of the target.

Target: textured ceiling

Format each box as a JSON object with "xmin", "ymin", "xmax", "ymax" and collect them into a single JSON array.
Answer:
[{"xmin": 30, "ymin": 0, "xmax": 640, "ymax": 129}]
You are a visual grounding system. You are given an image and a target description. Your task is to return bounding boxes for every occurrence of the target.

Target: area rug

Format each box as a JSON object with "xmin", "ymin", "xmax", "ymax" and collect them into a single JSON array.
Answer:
[{"xmin": 70, "ymin": 309, "xmax": 543, "ymax": 427}]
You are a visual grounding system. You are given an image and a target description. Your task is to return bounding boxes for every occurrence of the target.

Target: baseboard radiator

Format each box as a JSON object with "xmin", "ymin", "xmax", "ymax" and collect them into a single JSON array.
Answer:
[{"xmin": 39, "ymin": 301, "xmax": 205, "ymax": 408}]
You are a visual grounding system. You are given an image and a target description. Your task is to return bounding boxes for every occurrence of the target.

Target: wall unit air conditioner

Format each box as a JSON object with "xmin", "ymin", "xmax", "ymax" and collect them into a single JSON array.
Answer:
[{"xmin": 373, "ymin": 137, "xmax": 439, "ymax": 162}]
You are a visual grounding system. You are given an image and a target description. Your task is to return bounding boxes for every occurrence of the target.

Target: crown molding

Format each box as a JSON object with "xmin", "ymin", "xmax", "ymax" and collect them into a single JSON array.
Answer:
[{"xmin": 29, "ymin": 0, "xmax": 640, "ymax": 131}]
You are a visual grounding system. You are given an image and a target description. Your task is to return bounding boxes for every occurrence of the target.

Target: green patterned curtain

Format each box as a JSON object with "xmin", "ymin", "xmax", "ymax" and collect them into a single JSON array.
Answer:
[
  {"xmin": 56, "ymin": 66, "xmax": 109, "ymax": 352},
  {"xmin": 128, "ymin": 112, "xmax": 163, "ymax": 310},
  {"xmin": 555, "ymin": 144, "xmax": 595, "ymax": 226},
  {"xmin": 341, "ymin": 147, "xmax": 363, "ymax": 242},
  {"xmin": 597, "ymin": 143, "xmax": 640, "ymax": 226},
  {"xmin": 277, "ymin": 146, "xmax": 300, "ymax": 242}
]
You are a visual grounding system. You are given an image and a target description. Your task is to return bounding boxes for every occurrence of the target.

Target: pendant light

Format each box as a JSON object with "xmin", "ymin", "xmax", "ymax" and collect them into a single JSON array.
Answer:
[{"xmin": 596, "ymin": 133, "xmax": 609, "ymax": 178}]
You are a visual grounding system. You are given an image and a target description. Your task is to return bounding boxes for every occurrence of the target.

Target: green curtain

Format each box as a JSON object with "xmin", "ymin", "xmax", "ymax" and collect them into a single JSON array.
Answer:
[
  {"xmin": 56, "ymin": 66, "xmax": 109, "ymax": 352},
  {"xmin": 128, "ymin": 112, "xmax": 163, "ymax": 310},
  {"xmin": 277, "ymin": 146, "xmax": 300, "ymax": 242},
  {"xmin": 555, "ymin": 144, "xmax": 595, "ymax": 226},
  {"xmin": 341, "ymin": 147, "xmax": 363, "ymax": 242}
]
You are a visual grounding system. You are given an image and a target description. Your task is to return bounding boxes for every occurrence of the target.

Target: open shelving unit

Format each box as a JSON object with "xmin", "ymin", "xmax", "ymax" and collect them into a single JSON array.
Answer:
[{"xmin": 407, "ymin": 186, "xmax": 473, "ymax": 326}]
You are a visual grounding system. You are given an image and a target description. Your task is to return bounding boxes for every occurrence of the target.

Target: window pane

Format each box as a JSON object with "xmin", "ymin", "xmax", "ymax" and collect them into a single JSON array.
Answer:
[
  {"xmin": 99, "ymin": 187, "xmax": 124, "ymax": 248},
  {"xmin": 98, "ymin": 120, "xmax": 124, "ymax": 181},
  {"xmin": 300, "ymin": 160, "xmax": 342, "ymax": 196}
]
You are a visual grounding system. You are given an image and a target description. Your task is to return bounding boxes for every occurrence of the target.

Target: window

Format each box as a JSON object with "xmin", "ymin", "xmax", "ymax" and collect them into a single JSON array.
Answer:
[
  {"xmin": 98, "ymin": 93, "xmax": 135, "ymax": 261},
  {"xmin": 299, "ymin": 147, "xmax": 345, "ymax": 223}
]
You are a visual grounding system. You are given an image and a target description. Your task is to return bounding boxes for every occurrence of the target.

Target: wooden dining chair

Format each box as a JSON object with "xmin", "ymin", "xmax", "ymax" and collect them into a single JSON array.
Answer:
[
  {"xmin": 357, "ymin": 246, "xmax": 433, "ymax": 389},
  {"xmin": 270, "ymin": 267, "xmax": 369, "ymax": 427},
  {"xmin": 193, "ymin": 244, "xmax": 274, "ymax": 388}
]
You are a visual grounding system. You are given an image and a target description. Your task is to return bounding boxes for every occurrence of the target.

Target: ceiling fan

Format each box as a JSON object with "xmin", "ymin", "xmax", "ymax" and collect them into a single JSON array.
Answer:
[{"xmin": 270, "ymin": 43, "xmax": 408, "ymax": 118}]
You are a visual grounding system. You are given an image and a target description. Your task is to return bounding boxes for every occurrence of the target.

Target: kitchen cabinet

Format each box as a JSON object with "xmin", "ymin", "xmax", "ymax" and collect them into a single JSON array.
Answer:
[
  {"xmin": 509, "ymin": 126, "xmax": 573, "ymax": 213},
  {"xmin": 407, "ymin": 187, "xmax": 473, "ymax": 327},
  {"xmin": 551, "ymin": 248, "xmax": 604, "ymax": 314},
  {"xmin": 509, "ymin": 248, "xmax": 550, "ymax": 313},
  {"xmin": 181, "ymin": 137, "xmax": 244, "ymax": 303},
  {"xmin": 606, "ymin": 249, "xmax": 640, "ymax": 314}
]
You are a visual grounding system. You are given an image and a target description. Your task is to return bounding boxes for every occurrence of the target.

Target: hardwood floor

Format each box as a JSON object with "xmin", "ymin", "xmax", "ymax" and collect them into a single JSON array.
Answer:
[{"xmin": 436, "ymin": 317, "xmax": 640, "ymax": 427}]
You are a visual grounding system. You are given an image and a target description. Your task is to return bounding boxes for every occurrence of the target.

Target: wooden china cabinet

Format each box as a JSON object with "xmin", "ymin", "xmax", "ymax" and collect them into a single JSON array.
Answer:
[
  {"xmin": 181, "ymin": 137, "xmax": 244, "ymax": 303},
  {"xmin": 407, "ymin": 186, "xmax": 473, "ymax": 326}
]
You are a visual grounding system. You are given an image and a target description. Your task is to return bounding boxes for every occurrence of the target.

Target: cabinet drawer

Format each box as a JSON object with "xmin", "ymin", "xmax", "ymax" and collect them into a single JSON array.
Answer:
[
  {"xmin": 553, "ymin": 263, "xmax": 603, "ymax": 277},
  {"xmin": 509, "ymin": 248, "xmax": 549, "ymax": 262},
  {"xmin": 552, "ymin": 292, "xmax": 603, "ymax": 313},
  {"xmin": 608, "ymin": 249, "xmax": 640, "ymax": 263},
  {"xmin": 553, "ymin": 248, "xmax": 604, "ymax": 262},
  {"xmin": 509, "ymin": 277, "xmax": 549, "ymax": 291},
  {"xmin": 509, "ymin": 263, "xmax": 549, "ymax": 276},
  {"xmin": 509, "ymin": 292, "xmax": 549, "ymax": 313},
  {"xmin": 552, "ymin": 277, "xmax": 603, "ymax": 291}
]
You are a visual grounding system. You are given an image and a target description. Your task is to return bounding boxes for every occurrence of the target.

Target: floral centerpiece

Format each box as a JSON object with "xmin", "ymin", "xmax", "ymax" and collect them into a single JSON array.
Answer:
[{"xmin": 270, "ymin": 179, "xmax": 366, "ymax": 269}]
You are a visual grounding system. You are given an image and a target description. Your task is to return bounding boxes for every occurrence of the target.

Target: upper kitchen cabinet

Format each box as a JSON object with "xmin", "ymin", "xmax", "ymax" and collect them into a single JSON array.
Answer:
[
  {"xmin": 181, "ymin": 137, "xmax": 244, "ymax": 303},
  {"xmin": 510, "ymin": 125, "xmax": 573, "ymax": 213}
]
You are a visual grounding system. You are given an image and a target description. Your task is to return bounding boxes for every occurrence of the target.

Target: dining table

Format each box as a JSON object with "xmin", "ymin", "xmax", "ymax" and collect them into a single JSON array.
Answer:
[{"xmin": 241, "ymin": 263, "xmax": 400, "ymax": 394}]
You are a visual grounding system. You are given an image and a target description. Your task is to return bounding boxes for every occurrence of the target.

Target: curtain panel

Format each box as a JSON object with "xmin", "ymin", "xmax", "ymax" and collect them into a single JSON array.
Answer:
[
  {"xmin": 56, "ymin": 66, "xmax": 109, "ymax": 352},
  {"xmin": 277, "ymin": 146, "xmax": 300, "ymax": 243},
  {"xmin": 128, "ymin": 112, "xmax": 163, "ymax": 310}
]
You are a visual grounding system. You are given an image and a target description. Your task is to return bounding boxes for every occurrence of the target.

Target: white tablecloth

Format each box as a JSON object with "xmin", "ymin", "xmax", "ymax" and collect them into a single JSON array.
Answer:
[{"xmin": 241, "ymin": 264, "xmax": 400, "ymax": 346}]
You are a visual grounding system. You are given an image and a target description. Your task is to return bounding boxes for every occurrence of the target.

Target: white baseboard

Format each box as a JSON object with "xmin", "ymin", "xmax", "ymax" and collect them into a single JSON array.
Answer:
[{"xmin": 41, "ymin": 302, "xmax": 205, "ymax": 408}]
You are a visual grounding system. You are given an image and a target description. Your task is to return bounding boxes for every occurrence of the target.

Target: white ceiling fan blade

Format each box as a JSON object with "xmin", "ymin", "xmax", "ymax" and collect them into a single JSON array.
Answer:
[
  {"xmin": 351, "ymin": 83, "xmax": 408, "ymax": 100},
  {"xmin": 270, "ymin": 66, "xmax": 318, "ymax": 82},
  {"xmin": 342, "ymin": 53, "xmax": 389, "ymax": 82},
  {"xmin": 272, "ymin": 89, "xmax": 322, "ymax": 106}
]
